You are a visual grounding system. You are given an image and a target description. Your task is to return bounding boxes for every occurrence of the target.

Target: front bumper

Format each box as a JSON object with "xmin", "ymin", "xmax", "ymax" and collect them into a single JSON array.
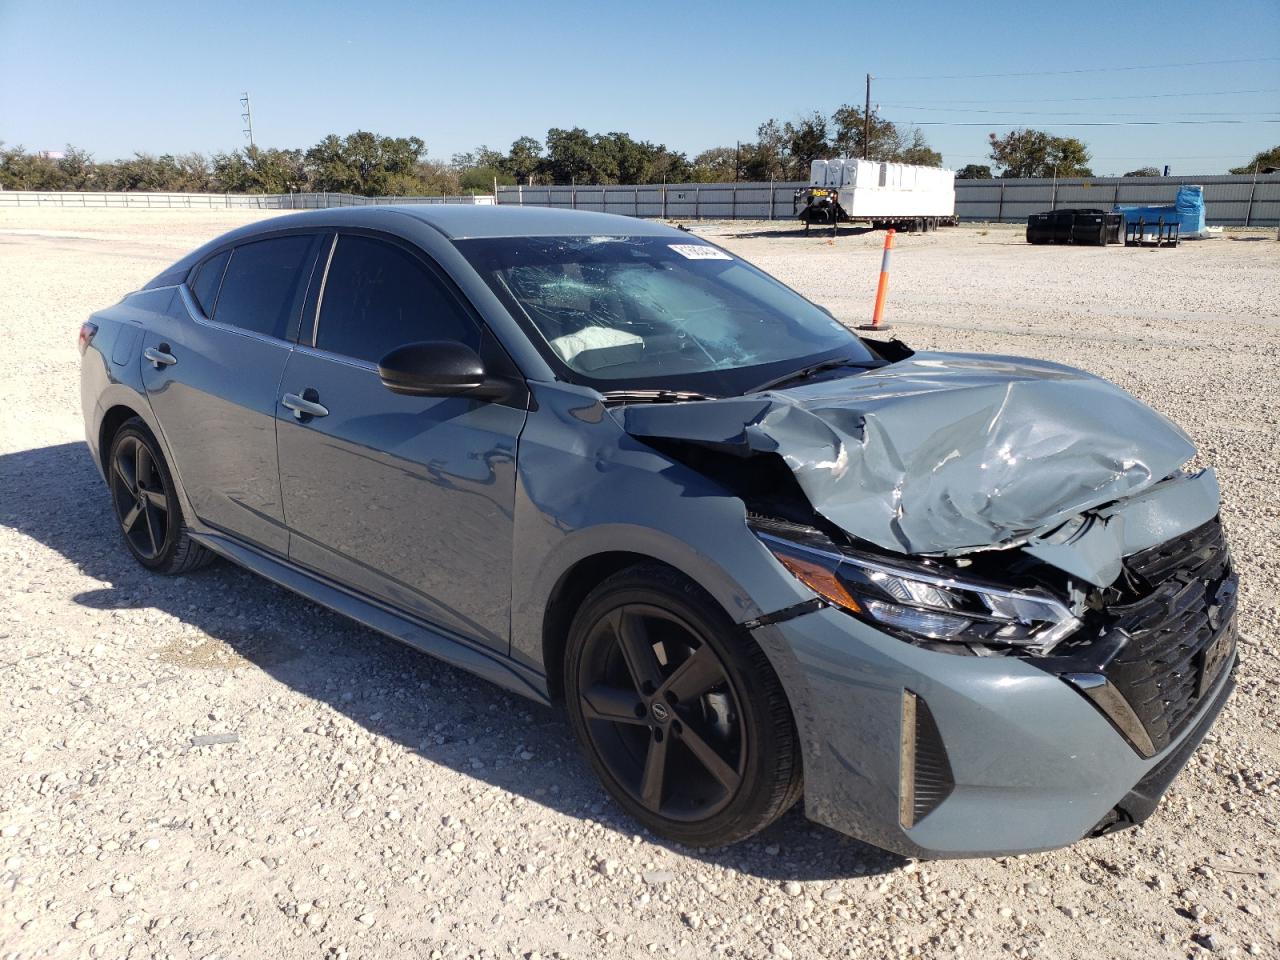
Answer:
[{"xmin": 755, "ymin": 605, "xmax": 1236, "ymax": 858}]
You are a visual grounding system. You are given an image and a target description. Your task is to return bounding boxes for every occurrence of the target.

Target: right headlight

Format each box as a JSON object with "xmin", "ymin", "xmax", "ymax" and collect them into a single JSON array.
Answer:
[{"xmin": 754, "ymin": 529, "xmax": 1081, "ymax": 655}]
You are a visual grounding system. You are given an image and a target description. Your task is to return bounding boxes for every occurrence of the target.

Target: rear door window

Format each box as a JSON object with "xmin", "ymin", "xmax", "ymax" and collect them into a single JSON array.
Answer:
[
  {"xmin": 314, "ymin": 234, "xmax": 479, "ymax": 364},
  {"xmin": 188, "ymin": 249, "xmax": 230, "ymax": 317},
  {"xmin": 213, "ymin": 235, "xmax": 317, "ymax": 340}
]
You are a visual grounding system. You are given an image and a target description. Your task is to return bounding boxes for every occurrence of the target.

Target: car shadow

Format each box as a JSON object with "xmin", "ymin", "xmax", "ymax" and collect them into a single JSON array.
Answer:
[
  {"xmin": 0, "ymin": 441, "xmax": 905, "ymax": 881},
  {"xmin": 723, "ymin": 226, "xmax": 881, "ymax": 240}
]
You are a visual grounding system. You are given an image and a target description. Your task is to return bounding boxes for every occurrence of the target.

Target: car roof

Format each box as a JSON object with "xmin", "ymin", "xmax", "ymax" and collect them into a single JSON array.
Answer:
[
  {"xmin": 391, "ymin": 204, "xmax": 682, "ymax": 239},
  {"xmin": 232, "ymin": 204, "xmax": 683, "ymax": 240},
  {"xmin": 146, "ymin": 204, "xmax": 696, "ymax": 289}
]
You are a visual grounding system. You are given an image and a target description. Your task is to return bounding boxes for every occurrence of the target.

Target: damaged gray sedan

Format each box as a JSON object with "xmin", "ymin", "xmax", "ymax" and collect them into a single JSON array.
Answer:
[{"xmin": 80, "ymin": 206, "xmax": 1237, "ymax": 857}]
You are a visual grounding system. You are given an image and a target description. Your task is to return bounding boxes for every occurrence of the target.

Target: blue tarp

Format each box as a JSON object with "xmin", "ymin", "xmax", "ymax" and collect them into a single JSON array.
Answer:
[{"xmin": 1115, "ymin": 185, "xmax": 1206, "ymax": 235}]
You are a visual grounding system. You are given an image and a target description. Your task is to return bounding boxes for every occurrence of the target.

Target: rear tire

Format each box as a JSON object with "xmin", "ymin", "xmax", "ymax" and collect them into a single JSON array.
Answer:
[
  {"xmin": 564, "ymin": 564, "xmax": 802, "ymax": 847},
  {"xmin": 107, "ymin": 419, "xmax": 212, "ymax": 575}
]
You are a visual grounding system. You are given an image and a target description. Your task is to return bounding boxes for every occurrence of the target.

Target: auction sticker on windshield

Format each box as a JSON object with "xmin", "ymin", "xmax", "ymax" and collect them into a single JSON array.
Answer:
[{"xmin": 669, "ymin": 244, "xmax": 732, "ymax": 260}]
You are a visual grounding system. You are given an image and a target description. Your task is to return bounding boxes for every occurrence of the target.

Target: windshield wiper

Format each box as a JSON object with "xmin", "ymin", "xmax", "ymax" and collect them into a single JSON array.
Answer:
[
  {"xmin": 598, "ymin": 389, "xmax": 718, "ymax": 406},
  {"xmin": 746, "ymin": 357, "xmax": 883, "ymax": 394}
]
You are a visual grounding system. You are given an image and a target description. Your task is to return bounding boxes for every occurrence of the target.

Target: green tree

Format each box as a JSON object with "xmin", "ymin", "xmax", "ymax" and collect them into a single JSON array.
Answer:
[
  {"xmin": 458, "ymin": 165, "xmax": 515, "ymax": 194},
  {"xmin": 1122, "ymin": 166, "xmax": 1162, "ymax": 178},
  {"xmin": 739, "ymin": 119, "xmax": 788, "ymax": 181},
  {"xmin": 502, "ymin": 136, "xmax": 544, "ymax": 183},
  {"xmin": 303, "ymin": 132, "xmax": 427, "ymax": 195},
  {"xmin": 57, "ymin": 146, "xmax": 97, "ymax": 189},
  {"xmin": 956, "ymin": 163, "xmax": 993, "ymax": 179},
  {"xmin": 606, "ymin": 132, "xmax": 652, "ymax": 184},
  {"xmin": 691, "ymin": 146, "xmax": 739, "ymax": 182},
  {"xmin": 452, "ymin": 145, "xmax": 506, "ymax": 170},
  {"xmin": 415, "ymin": 159, "xmax": 462, "ymax": 195},
  {"xmin": 831, "ymin": 105, "xmax": 899, "ymax": 161},
  {"xmin": 988, "ymin": 129, "xmax": 1092, "ymax": 178},
  {"xmin": 542, "ymin": 127, "xmax": 604, "ymax": 183},
  {"xmin": 212, "ymin": 147, "xmax": 305, "ymax": 193},
  {"xmin": 896, "ymin": 130, "xmax": 943, "ymax": 167},
  {"xmin": 0, "ymin": 143, "xmax": 68, "ymax": 189},
  {"xmin": 1229, "ymin": 145, "xmax": 1280, "ymax": 174},
  {"xmin": 784, "ymin": 112, "xmax": 829, "ymax": 179},
  {"xmin": 96, "ymin": 153, "xmax": 211, "ymax": 192},
  {"xmin": 644, "ymin": 145, "xmax": 691, "ymax": 184},
  {"xmin": 827, "ymin": 106, "xmax": 942, "ymax": 167}
]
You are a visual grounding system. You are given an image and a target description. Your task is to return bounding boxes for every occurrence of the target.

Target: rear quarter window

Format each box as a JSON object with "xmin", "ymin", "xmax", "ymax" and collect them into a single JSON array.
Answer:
[
  {"xmin": 212, "ymin": 235, "xmax": 316, "ymax": 340},
  {"xmin": 188, "ymin": 250, "xmax": 230, "ymax": 317}
]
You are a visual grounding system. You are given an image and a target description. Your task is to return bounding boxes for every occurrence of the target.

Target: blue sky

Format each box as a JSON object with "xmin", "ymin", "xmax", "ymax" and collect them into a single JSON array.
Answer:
[{"xmin": 3, "ymin": 0, "xmax": 1277, "ymax": 176}]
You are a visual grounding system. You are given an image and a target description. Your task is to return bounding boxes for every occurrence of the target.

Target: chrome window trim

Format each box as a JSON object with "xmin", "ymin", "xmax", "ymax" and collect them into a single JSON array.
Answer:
[
  {"xmin": 177, "ymin": 284, "xmax": 292, "ymax": 348},
  {"xmin": 310, "ymin": 233, "xmax": 339, "ymax": 347},
  {"xmin": 291, "ymin": 341, "xmax": 379, "ymax": 373}
]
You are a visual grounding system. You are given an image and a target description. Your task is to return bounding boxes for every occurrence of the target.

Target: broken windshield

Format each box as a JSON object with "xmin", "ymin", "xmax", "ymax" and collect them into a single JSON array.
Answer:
[{"xmin": 457, "ymin": 235, "xmax": 872, "ymax": 395}]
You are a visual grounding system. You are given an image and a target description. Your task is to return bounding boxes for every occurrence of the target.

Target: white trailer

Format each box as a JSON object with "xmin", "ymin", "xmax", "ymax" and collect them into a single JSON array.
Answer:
[{"xmin": 796, "ymin": 159, "xmax": 956, "ymax": 233}]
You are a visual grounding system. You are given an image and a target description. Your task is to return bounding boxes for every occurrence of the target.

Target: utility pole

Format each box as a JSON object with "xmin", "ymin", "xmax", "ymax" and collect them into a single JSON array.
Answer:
[
  {"xmin": 241, "ymin": 92, "xmax": 255, "ymax": 149},
  {"xmin": 863, "ymin": 74, "xmax": 872, "ymax": 160}
]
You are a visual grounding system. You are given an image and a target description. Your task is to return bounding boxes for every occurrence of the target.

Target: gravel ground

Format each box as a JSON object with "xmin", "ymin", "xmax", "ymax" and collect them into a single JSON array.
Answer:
[{"xmin": 1, "ymin": 209, "xmax": 1278, "ymax": 960}]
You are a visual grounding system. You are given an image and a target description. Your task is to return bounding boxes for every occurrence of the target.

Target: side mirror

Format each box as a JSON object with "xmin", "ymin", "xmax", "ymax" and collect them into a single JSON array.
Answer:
[{"xmin": 378, "ymin": 341, "xmax": 507, "ymax": 400}]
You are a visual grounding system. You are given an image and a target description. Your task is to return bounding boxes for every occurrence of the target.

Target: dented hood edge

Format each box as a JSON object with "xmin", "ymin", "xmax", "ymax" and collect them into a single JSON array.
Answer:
[{"xmin": 619, "ymin": 352, "xmax": 1211, "ymax": 587}]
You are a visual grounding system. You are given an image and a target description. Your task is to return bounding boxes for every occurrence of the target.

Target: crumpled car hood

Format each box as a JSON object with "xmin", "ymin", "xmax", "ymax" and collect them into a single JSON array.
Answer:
[{"xmin": 621, "ymin": 352, "xmax": 1199, "ymax": 564}]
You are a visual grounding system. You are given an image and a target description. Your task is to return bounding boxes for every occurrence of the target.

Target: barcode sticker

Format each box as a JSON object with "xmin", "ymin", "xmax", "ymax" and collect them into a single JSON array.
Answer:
[{"xmin": 668, "ymin": 244, "xmax": 732, "ymax": 260}]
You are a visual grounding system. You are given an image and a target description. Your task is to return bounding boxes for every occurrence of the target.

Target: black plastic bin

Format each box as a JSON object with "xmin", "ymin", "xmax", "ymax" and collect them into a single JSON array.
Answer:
[{"xmin": 1027, "ymin": 209, "xmax": 1124, "ymax": 246}]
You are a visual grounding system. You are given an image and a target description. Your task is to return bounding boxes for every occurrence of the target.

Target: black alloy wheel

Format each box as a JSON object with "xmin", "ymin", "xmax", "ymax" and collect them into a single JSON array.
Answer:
[
  {"xmin": 565, "ymin": 565, "xmax": 802, "ymax": 847},
  {"xmin": 578, "ymin": 602, "xmax": 746, "ymax": 821},
  {"xmin": 110, "ymin": 432, "xmax": 170, "ymax": 561},
  {"xmin": 107, "ymin": 419, "xmax": 212, "ymax": 574}
]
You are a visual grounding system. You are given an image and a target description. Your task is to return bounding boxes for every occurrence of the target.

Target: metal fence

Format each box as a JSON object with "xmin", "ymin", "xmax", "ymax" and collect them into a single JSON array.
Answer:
[
  {"xmin": 954, "ymin": 175, "xmax": 1280, "ymax": 227},
  {"xmin": 6, "ymin": 177, "xmax": 1276, "ymax": 224},
  {"xmin": 496, "ymin": 182, "xmax": 799, "ymax": 221},
  {"xmin": 0, "ymin": 190, "xmax": 495, "ymax": 209},
  {"xmin": 495, "ymin": 175, "xmax": 1280, "ymax": 227}
]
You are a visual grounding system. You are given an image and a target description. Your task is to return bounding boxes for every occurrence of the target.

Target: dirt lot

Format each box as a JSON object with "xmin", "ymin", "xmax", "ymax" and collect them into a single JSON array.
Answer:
[{"xmin": 1, "ymin": 209, "xmax": 1277, "ymax": 960}]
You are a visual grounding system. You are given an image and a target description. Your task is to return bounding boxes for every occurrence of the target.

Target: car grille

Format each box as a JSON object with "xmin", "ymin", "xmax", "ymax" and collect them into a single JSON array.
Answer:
[{"xmin": 1097, "ymin": 517, "xmax": 1236, "ymax": 753}]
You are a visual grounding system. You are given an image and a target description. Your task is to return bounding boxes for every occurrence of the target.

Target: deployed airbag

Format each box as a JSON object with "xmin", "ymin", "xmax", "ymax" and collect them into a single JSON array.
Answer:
[{"xmin": 621, "ymin": 353, "xmax": 1197, "ymax": 558}]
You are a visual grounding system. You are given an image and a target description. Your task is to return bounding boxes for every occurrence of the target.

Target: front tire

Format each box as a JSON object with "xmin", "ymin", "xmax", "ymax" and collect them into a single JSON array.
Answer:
[
  {"xmin": 107, "ymin": 419, "xmax": 212, "ymax": 574},
  {"xmin": 564, "ymin": 564, "xmax": 802, "ymax": 847}
]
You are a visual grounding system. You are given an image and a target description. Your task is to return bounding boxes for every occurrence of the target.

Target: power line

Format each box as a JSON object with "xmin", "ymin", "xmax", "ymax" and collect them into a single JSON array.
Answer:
[
  {"xmin": 901, "ymin": 118, "xmax": 1280, "ymax": 127},
  {"xmin": 944, "ymin": 153, "xmax": 1248, "ymax": 161},
  {"xmin": 878, "ymin": 87, "xmax": 1280, "ymax": 105},
  {"xmin": 883, "ymin": 105, "xmax": 1280, "ymax": 118},
  {"xmin": 880, "ymin": 57, "xmax": 1280, "ymax": 81}
]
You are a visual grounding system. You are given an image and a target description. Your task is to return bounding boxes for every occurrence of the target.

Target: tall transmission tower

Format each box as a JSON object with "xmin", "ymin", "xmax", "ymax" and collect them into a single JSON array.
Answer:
[{"xmin": 241, "ymin": 92, "xmax": 255, "ymax": 149}]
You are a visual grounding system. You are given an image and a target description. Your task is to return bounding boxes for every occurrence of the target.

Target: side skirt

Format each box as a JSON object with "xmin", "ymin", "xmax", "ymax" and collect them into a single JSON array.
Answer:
[{"xmin": 192, "ymin": 531, "xmax": 552, "ymax": 706}]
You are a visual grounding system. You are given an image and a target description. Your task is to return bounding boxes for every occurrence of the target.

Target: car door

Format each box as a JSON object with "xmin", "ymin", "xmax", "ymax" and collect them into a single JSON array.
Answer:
[
  {"xmin": 275, "ymin": 232, "xmax": 528, "ymax": 655},
  {"xmin": 142, "ymin": 232, "xmax": 325, "ymax": 555}
]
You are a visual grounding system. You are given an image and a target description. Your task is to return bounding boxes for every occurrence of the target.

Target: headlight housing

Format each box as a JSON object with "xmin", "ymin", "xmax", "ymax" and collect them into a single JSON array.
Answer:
[{"xmin": 755, "ymin": 528, "xmax": 1081, "ymax": 655}]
